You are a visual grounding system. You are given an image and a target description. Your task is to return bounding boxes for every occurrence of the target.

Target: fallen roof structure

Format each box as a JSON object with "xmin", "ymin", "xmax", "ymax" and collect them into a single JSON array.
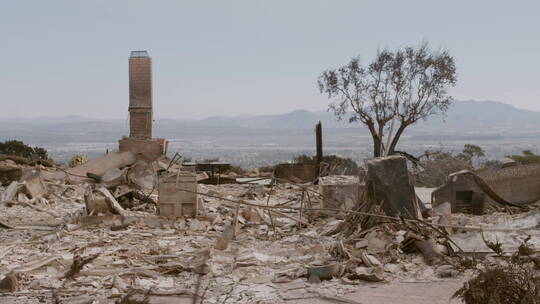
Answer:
[{"xmin": 432, "ymin": 163, "xmax": 540, "ymax": 213}]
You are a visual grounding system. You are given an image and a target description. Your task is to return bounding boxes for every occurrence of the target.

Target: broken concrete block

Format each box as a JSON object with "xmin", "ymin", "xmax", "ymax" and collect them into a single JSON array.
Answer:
[
  {"xmin": 319, "ymin": 175, "xmax": 363, "ymax": 212},
  {"xmin": 84, "ymin": 187, "xmax": 125, "ymax": 216},
  {"xmin": 101, "ymin": 167, "xmax": 128, "ymax": 188},
  {"xmin": 21, "ymin": 168, "xmax": 46, "ymax": 199},
  {"xmin": 84, "ymin": 188, "xmax": 112, "ymax": 216},
  {"xmin": 118, "ymin": 137, "xmax": 168, "ymax": 163},
  {"xmin": 352, "ymin": 266, "xmax": 384, "ymax": 282},
  {"xmin": 1, "ymin": 181, "xmax": 18, "ymax": 202},
  {"xmin": 366, "ymin": 156, "xmax": 421, "ymax": 218},
  {"xmin": 128, "ymin": 161, "xmax": 157, "ymax": 190},
  {"xmin": 45, "ymin": 150, "xmax": 136, "ymax": 184},
  {"xmin": 158, "ymin": 172, "xmax": 198, "ymax": 218},
  {"xmin": 97, "ymin": 187, "xmax": 126, "ymax": 216}
]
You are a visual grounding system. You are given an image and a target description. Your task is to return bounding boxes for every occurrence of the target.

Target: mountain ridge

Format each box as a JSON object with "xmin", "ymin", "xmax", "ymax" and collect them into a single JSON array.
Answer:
[{"xmin": 1, "ymin": 100, "xmax": 540, "ymax": 145}]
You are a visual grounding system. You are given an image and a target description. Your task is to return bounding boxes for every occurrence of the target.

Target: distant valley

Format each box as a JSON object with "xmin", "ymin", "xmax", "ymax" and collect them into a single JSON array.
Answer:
[{"xmin": 1, "ymin": 100, "xmax": 540, "ymax": 168}]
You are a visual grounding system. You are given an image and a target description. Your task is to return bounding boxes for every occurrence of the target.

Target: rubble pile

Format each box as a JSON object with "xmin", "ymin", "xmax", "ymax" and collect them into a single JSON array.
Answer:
[{"xmin": 1, "ymin": 154, "xmax": 540, "ymax": 303}]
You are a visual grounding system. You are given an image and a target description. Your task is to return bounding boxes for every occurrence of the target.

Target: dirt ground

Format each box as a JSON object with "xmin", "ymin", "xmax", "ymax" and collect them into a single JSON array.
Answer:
[{"xmin": 0, "ymin": 279, "xmax": 465, "ymax": 303}]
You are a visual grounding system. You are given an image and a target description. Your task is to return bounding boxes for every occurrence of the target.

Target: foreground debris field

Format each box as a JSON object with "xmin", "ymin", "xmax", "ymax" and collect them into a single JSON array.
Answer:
[{"xmin": 1, "ymin": 153, "xmax": 540, "ymax": 304}]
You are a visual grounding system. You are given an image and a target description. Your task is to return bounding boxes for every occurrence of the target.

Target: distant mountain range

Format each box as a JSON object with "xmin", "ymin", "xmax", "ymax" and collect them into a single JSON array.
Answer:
[
  {"xmin": 190, "ymin": 100, "xmax": 540, "ymax": 132},
  {"xmin": 1, "ymin": 100, "xmax": 540, "ymax": 144}
]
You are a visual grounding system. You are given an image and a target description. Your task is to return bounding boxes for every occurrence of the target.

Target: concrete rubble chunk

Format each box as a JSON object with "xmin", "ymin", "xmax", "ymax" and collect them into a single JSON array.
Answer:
[
  {"xmin": 97, "ymin": 187, "xmax": 126, "ymax": 216},
  {"xmin": 1, "ymin": 181, "xmax": 18, "ymax": 202},
  {"xmin": 352, "ymin": 266, "xmax": 384, "ymax": 282},
  {"xmin": 118, "ymin": 138, "xmax": 168, "ymax": 163},
  {"xmin": 21, "ymin": 168, "xmax": 47, "ymax": 199},
  {"xmin": 84, "ymin": 187, "xmax": 112, "ymax": 215},
  {"xmin": 101, "ymin": 167, "xmax": 128, "ymax": 188},
  {"xmin": 319, "ymin": 175, "xmax": 363, "ymax": 213},
  {"xmin": 128, "ymin": 161, "xmax": 157, "ymax": 190},
  {"xmin": 43, "ymin": 150, "xmax": 136, "ymax": 184}
]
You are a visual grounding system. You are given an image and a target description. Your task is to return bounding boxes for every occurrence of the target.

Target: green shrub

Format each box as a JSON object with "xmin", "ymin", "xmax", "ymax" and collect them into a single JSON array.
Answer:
[
  {"xmin": 0, "ymin": 140, "xmax": 49, "ymax": 161},
  {"xmin": 509, "ymin": 150, "xmax": 540, "ymax": 165}
]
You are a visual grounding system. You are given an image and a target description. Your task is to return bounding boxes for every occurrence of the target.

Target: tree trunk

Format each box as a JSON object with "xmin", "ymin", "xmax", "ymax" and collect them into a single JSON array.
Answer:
[
  {"xmin": 373, "ymin": 136, "xmax": 382, "ymax": 157},
  {"xmin": 377, "ymin": 123, "xmax": 385, "ymax": 156},
  {"xmin": 367, "ymin": 123, "xmax": 382, "ymax": 157},
  {"xmin": 387, "ymin": 123, "xmax": 408, "ymax": 155}
]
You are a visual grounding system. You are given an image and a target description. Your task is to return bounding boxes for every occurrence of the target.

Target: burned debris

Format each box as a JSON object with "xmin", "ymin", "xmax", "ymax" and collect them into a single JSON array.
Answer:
[
  {"xmin": 2, "ymin": 50, "xmax": 539, "ymax": 304},
  {"xmin": 3, "ymin": 146, "xmax": 539, "ymax": 303}
]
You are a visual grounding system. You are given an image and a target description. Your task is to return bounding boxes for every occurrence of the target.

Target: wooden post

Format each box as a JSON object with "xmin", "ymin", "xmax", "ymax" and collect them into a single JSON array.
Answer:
[{"xmin": 315, "ymin": 121, "xmax": 323, "ymax": 165}]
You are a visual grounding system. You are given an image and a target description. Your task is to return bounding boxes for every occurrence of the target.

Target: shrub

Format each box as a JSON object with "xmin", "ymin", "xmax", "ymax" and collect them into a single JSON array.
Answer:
[
  {"xmin": 226, "ymin": 165, "xmax": 245, "ymax": 175},
  {"xmin": 293, "ymin": 154, "xmax": 359, "ymax": 175},
  {"xmin": 413, "ymin": 150, "xmax": 470, "ymax": 187},
  {"xmin": 509, "ymin": 150, "xmax": 540, "ymax": 165},
  {"xmin": 68, "ymin": 154, "xmax": 88, "ymax": 168},
  {"xmin": 0, "ymin": 140, "xmax": 49, "ymax": 161}
]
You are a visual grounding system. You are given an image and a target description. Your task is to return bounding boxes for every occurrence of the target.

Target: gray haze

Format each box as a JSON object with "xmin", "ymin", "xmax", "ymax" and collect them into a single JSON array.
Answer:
[
  {"xmin": 2, "ymin": 100, "xmax": 540, "ymax": 168},
  {"xmin": 1, "ymin": 0, "xmax": 539, "ymax": 119}
]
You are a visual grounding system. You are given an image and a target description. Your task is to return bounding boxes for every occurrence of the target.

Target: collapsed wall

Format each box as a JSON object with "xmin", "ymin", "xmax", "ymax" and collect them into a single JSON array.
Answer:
[
  {"xmin": 476, "ymin": 162, "xmax": 540, "ymax": 204},
  {"xmin": 432, "ymin": 162, "xmax": 540, "ymax": 212}
]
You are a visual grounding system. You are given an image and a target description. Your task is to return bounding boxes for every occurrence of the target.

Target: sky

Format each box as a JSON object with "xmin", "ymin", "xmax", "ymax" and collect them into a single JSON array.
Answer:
[{"xmin": 1, "ymin": 0, "xmax": 539, "ymax": 119}]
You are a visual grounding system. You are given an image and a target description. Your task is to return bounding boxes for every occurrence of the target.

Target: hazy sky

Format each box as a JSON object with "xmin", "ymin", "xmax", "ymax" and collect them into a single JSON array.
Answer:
[{"xmin": 1, "ymin": 0, "xmax": 539, "ymax": 119}]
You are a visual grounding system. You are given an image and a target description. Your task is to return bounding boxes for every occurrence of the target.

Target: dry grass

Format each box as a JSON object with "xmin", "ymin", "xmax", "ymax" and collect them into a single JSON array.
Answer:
[{"xmin": 453, "ymin": 264, "xmax": 540, "ymax": 304}]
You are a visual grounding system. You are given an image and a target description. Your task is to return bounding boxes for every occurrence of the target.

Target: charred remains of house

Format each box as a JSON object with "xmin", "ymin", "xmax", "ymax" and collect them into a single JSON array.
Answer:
[{"xmin": 1, "ymin": 51, "xmax": 539, "ymax": 304}]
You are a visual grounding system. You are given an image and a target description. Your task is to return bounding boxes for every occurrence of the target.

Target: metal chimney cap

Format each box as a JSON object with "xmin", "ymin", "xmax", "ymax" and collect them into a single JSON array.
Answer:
[{"xmin": 130, "ymin": 50, "xmax": 149, "ymax": 58}]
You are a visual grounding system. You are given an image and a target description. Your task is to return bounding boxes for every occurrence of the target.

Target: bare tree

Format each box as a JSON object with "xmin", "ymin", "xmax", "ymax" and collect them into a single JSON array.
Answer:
[{"xmin": 318, "ymin": 43, "xmax": 457, "ymax": 157}]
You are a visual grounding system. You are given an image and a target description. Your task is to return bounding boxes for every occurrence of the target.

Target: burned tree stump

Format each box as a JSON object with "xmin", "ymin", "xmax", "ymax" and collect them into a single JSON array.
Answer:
[{"xmin": 366, "ymin": 156, "xmax": 421, "ymax": 218}]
